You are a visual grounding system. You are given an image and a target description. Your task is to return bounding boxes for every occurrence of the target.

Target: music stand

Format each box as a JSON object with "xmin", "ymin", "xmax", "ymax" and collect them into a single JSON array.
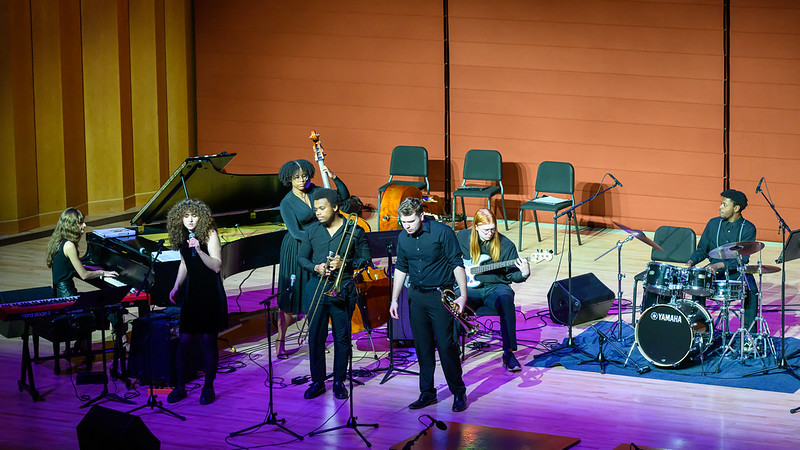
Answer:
[
  {"xmin": 73, "ymin": 286, "xmax": 136, "ymax": 408},
  {"xmin": 365, "ymin": 230, "xmax": 419, "ymax": 383},
  {"xmin": 748, "ymin": 228, "xmax": 800, "ymax": 382}
]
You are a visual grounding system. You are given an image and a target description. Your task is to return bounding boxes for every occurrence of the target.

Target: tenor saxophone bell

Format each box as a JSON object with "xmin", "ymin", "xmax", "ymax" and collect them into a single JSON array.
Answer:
[{"xmin": 437, "ymin": 288, "xmax": 479, "ymax": 338}]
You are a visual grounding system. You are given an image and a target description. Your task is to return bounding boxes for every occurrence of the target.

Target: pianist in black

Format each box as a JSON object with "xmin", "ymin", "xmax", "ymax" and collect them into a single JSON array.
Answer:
[
  {"xmin": 46, "ymin": 207, "xmax": 119, "ymax": 297},
  {"xmin": 276, "ymin": 159, "xmax": 350, "ymax": 358},
  {"xmin": 166, "ymin": 198, "xmax": 228, "ymax": 406},
  {"xmin": 44, "ymin": 207, "xmax": 120, "ymax": 361}
]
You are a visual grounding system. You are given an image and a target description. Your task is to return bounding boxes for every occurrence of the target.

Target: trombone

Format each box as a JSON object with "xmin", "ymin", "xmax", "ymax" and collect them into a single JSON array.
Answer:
[{"xmin": 297, "ymin": 212, "xmax": 361, "ymax": 346}]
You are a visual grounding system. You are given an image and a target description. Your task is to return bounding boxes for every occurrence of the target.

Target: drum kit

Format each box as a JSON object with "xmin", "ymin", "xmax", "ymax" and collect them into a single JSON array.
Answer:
[{"xmin": 631, "ymin": 239, "xmax": 780, "ymax": 370}]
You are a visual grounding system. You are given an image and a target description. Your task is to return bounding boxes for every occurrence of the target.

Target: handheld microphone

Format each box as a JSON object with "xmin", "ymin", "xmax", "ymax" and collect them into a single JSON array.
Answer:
[
  {"xmin": 609, "ymin": 173, "xmax": 623, "ymax": 187},
  {"xmin": 756, "ymin": 177, "xmax": 764, "ymax": 193},
  {"xmin": 188, "ymin": 232, "xmax": 196, "ymax": 256},
  {"xmin": 289, "ymin": 274, "xmax": 296, "ymax": 293},
  {"xmin": 424, "ymin": 415, "xmax": 447, "ymax": 430}
]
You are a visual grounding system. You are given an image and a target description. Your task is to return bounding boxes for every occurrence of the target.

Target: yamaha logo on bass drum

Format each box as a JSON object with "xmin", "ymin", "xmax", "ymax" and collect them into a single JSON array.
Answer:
[{"xmin": 650, "ymin": 310, "xmax": 682, "ymax": 324}]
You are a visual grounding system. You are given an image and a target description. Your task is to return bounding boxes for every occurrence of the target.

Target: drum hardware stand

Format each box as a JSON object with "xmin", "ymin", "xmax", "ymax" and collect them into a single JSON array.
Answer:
[
  {"xmin": 534, "ymin": 178, "xmax": 619, "ymax": 363},
  {"xmin": 595, "ymin": 232, "xmax": 637, "ymax": 343},
  {"xmin": 309, "ymin": 279, "xmax": 378, "ymax": 446},
  {"xmin": 743, "ymin": 202, "xmax": 800, "ymax": 383},
  {"xmin": 714, "ymin": 260, "xmax": 755, "ymax": 372},
  {"xmin": 746, "ymin": 259, "xmax": 776, "ymax": 362},
  {"xmin": 229, "ymin": 288, "xmax": 302, "ymax": 440},
  {"xmin": 128, "ymin": 242, "xmax": 186, "ymax": 421}
]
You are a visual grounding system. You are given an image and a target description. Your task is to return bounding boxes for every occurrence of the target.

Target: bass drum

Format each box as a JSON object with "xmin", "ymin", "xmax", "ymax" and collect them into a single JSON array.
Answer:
[{"xmin": 636, "ymin": 301, "xmax": 713, "ymax": 367}]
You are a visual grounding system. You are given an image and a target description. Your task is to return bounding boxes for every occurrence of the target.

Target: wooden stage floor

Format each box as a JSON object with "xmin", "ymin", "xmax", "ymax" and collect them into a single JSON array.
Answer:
[{"xmin": 1, "ymin": 218, "xmax": 799, "ymax": 449}]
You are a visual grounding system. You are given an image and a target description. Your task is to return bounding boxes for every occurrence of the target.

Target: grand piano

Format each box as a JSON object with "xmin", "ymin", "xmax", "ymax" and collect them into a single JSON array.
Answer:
[{"xmin": 83, "ymin": 152, "xmax": 290, "ymax": 305}]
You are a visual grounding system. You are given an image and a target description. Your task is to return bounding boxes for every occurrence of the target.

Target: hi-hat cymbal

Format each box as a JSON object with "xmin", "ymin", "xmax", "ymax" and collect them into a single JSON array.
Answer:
[
  {"xmin": 743, "ymin": 264, "xmax": 781, "ymax": 274},
  {"xmin": 708, "ymin": 241, "xmax": 765, "ymax": 260},
  {"xmin": 611, "ymin": 221, "xmax": 664, "ymax": 252}
]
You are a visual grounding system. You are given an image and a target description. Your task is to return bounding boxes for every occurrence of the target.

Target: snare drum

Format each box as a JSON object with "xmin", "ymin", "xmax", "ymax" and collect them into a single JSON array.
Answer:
[
  {"xmin": 636, "ymin": 301, "xmax": 714, "ymax": 367},
  {"xmin": 643, "ymin": 262, "xmax": 681, "ymax": 295},
  {"xmin": 681, "ymin": 266, "xmax": 714, "ymax": 297},
  {"xmin": 710, "ymin": 279, "xmax": 744, "ymax": 301}
]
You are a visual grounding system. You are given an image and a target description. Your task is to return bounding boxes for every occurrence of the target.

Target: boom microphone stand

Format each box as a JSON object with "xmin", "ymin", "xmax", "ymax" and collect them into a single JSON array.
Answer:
[
  {"xmin": 128, "ymin": 241, "xmax": 185, "ymax": 421},
  {"xmin": 229, "ymin": 282, "xmax": 302, "ymax": 439},
  {"xmin": 743, "ymin": 178, "xmax": 800, "ymax": 383},
  {"xmin": 533, "ymin": 175, "xmax": 622, "ymax": 363}
]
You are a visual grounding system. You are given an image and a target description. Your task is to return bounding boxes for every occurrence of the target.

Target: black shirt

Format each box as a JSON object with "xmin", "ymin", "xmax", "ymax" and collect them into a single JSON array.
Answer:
[
  {"xmin": 690, "ymin": 216, "xmax": 757, "ymax": 272},
  {"xmin": 456, "ymin": 229, "xmax": 528, "ymax": 286},
  {"xmin": 297, "ymin": 219, "xmax": 371, "ymax": 282},
  {"xmin": 396, "ymin": 219, "xmax": 463, "ymax": 289}
]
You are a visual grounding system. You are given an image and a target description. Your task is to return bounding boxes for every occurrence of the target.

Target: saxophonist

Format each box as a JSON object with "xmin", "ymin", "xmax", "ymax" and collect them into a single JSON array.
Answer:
[
  {"xmin": 297, "ymin": 188, "xmax": 371, "ymax": 400},
  {"xmin": 389, "ymin": 197, "xmax": 469, "ymax": 412}
]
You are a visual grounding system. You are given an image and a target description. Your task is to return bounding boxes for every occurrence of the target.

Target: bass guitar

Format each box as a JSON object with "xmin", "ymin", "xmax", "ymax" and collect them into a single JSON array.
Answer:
[{"xmin": 464, "ymin": 249, "xmax": 553, "ymax": 288}]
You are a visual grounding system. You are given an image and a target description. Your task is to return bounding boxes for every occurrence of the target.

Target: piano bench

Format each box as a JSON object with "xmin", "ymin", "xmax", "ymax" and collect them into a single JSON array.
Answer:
[{"xmin": 32, "ymin": 313, "xmax": 96, "ymax": 375}]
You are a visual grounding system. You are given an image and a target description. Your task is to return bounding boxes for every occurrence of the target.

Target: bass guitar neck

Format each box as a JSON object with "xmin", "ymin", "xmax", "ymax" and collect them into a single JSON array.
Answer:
[{"xmin": 464, "ymin": 249, "xmax": 553, "ymax": 288}]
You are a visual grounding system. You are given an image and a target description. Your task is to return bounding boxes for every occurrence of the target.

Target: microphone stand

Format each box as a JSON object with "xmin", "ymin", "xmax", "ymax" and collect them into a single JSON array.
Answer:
[
  {"xmin": 128, "ymin": 242, "xmax": 186, "ymax": 421},
  {"xmin": 743, "ymin": 184, "xmax": 800, "ymax": 382},
  {"xmin": 533, "ymin": 179, "xmax": 620, "ymax": 363},
  {"xmin": 229, "ymin": 287, "xmax": 301, "ymax": 439},
  {"xmin": 309, "ymin": 278, "xmax": 378, "ymax": 446},
  {"xmin": 376, "ymin": 241, "xmax": 418, "ymax": 384}
]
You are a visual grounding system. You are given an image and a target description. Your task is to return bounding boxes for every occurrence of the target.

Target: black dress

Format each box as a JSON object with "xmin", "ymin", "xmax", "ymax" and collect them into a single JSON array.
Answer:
[
  {"xmin": 277, "ymin": 178, "xmax": 349, "ymax": 314},
  {"xmin": 51, "ymin": 240, "xmax": 78, "ymax": 297},
  {"xmin": 177, "ymin": 243, "xmax": 228, "ymax": 334}
]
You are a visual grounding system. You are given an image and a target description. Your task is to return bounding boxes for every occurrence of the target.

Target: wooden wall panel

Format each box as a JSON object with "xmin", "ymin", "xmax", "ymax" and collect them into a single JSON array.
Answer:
[
  {"xmin": 194, "ymin": 0, "xmax": 444, "ymax": 209},
  {"xmin": 448, "ymin": 0, "xmax": 723, "ymax": 233},
  {"xmin": 0, "ymin": 0, "xmax": 195, "ymax": 234},
  {"xmin": 730, "ymin": 1, "xmax": 800, "ymax": 242},
  {"xmin": 81, "ymin": 0, "xmax": 125, "ymax": 214}
]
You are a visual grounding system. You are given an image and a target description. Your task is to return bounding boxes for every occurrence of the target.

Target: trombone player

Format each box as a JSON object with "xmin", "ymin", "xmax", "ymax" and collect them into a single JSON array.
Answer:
[
  {"xmin": 298, "ymin": 188, "xmax": 371, "ymax": 400},
  {"xmin": 389, "ymin": 197, "xmax": 469, "ymax": 412}
]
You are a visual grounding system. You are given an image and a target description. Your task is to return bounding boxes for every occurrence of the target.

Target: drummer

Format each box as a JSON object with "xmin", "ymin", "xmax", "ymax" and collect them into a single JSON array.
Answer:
[{"xmin": 687, "ymin": 189, "xmax": 757, "ymax": 332}]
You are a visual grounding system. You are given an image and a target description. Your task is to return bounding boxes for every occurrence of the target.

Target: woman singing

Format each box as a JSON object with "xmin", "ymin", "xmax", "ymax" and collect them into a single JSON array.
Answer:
[
  {"xmin": 276, "ymin": 159, "xmax": 349, "ymax": 358},
  {"xmin": 166, "ymin": 199, "xmax": 228, "ymax": 405}
]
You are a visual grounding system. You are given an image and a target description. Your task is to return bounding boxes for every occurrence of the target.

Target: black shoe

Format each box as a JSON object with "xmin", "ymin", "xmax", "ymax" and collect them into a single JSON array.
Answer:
[
  {"xmin": 452, "ymin": 393, "xmax": 468, "ymax": 412},
  {"xmin": 304, "ymin": 381, "xmax": 325, "ymax": 399},
  {"xmin": 409, "ymin": 394, "xmax": 437, "ymax": 410},
  {"xmin": 199, "ymin": 386, "xmax": 215, "ymax": 405},
  {"xmin": 503, "ymin": 351, "xmax": 522, "ymax": 372},
  {"xmin": 167, "ymin": 386, "xmax": 187, "ymax": 403},
  {"xmin": 332, "ymin": 381, "xmax": 349, "ymax": 399}
]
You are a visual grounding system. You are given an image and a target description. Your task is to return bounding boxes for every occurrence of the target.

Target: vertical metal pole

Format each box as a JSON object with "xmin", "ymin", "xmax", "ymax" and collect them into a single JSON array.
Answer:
[
  {"xmin": 443, "ymin": 0, "xmax": 452, "ymax": 210},
  {"xmin": 723, "ymin": 1, "xmax": 730, "ymax": 190}
]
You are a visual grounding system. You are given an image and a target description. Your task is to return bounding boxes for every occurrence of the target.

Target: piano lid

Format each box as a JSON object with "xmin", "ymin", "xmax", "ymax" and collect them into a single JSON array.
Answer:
[{"xmin": 132, "ymin": 152, "xmax": 288, "ymax": 225}]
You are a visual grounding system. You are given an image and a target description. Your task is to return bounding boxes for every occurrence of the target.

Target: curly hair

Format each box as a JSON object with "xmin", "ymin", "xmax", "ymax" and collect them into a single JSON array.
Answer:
[
  {"xmin": 46, "ymin": 208, "xmax": 85, "ymax": 268},
  {"xmin": 278, "ymin": 159, "xmax": 316, "ymax": 187},
  {"xmin": 721, "ymin": 189, "xmax": 748, "ymax": 212},
  {"xmin": 469, "ymin": 208, "xmax": 500, "ymax": 264},
  {"xmin": 166, "ymin": 199, "xmax": 217, "ymax": 251}
]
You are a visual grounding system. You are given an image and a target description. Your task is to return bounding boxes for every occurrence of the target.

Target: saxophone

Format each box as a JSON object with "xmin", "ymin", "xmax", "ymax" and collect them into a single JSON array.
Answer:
[{"xmin": 437, "ymin": 288, "xmax": 479, "ymax": 337}]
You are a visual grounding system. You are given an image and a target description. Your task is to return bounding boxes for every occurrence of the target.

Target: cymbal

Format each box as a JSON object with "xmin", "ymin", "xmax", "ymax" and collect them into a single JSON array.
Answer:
[
  {"xmin": 611, "ymin": 221, "xmax": 664, "ymax": 252},
  {"xmin": 743, "ymin": 264, "xmax": 781, "ymax": 274},
  {"xmin": 708, "ymin": 241, "xmax": 765, "ymax": 260}
]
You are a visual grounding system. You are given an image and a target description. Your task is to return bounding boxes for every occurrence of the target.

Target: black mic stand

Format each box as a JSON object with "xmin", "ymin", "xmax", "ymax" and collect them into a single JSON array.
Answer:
[
  {"xmin": 533, "ymin": 179, "xmax": 621, "ymax": 363},
  {"xmin": 309, "ymin": 278, "xmax": 378, "ymax": 446},
  {"xmin": 375, "ymin": 240, "xmax": 418, "ymax": 384},
  {"xmin": 128, "ymin": 242, "xmax": 186, "ymax": 421},
  {"xmin": 229, "ymin": 287, "xmax": 302, "ymax": 439},
  {"xmin": 743, "ymin": 184, "xmax": 800, "ymax": 383}
]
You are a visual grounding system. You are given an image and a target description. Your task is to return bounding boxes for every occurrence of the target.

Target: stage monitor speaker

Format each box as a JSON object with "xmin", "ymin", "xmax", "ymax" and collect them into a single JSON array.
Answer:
[
  {"xmin": 77, "ymin": 405, "xmax": 160, "ymax": 450},
  {"xmin": 128, "ymin": 308, "xmax": 201, "ymax": 385},
  {"xmin": 548, "ymin": 273, "xmax": 614, "ymax": 326}
]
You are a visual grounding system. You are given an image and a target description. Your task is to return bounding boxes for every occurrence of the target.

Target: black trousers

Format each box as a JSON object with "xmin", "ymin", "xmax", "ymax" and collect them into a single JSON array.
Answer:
[
  {"xmin": 408, "ymin": 287, "xmax": 466, "ymax": 398},
  {"xmin": 306, "ymin": 286, "xmax": 354, "ymax": 384},
  {"xmin": 465, "ymin": 284, "xmax": 517, "ymax": 353}
]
